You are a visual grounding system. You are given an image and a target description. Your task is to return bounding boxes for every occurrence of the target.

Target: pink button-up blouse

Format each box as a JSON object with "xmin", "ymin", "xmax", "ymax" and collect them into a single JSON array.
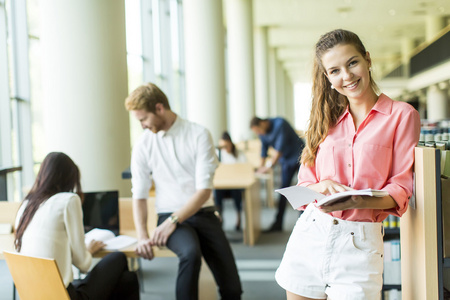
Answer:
[{"xmin": 298, "ymin": 94, "xmax": 421, "ymax": 222}]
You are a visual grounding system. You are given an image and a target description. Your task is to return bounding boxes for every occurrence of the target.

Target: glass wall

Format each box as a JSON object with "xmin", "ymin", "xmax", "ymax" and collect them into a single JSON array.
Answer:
[
  {"xmin": 0, "ymin": 0, "xmax": 187, "ymax": 200},
  {"xmin": 126, "ymin": 0, "xmax": 186, "ymax": 146},
  {"xmin": 0, "ymin": 0, "xmax": 34, "ymax": 201}
]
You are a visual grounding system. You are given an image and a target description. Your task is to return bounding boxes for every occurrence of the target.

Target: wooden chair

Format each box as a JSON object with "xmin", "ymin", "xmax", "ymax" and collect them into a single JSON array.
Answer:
[{"xmin": 3, "ymin": 251, "xmax": 70, "ymax": 300}]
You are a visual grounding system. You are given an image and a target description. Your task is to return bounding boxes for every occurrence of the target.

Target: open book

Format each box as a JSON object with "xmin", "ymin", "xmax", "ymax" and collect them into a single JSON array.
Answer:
[
  {"xmin": 275, "ymin": 185, "xmax": 389, "ymax": 210},
  {"xmin": 85, "ymin": 228, "xmax": 137, "ymax": 250}
]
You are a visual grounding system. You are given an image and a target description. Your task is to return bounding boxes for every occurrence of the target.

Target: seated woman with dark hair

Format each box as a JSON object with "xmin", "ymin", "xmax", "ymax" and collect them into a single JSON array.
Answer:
[
  {"xmin": 14, "ymin": 152, "xmax": 140, "ymax": 300},
  {"xmin": 215, "ymin": 131, "xmax": 247, "ymax": 231}
]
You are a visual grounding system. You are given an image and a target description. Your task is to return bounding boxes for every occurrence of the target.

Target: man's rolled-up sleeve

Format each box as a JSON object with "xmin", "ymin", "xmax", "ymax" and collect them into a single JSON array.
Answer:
[
  {"xmin": 131, "ymin": 139, "xmax": 152, "ymax": 199},
  {"xmin": 195, "ymin": 129, "xmax": 219, "ymax": 190}
]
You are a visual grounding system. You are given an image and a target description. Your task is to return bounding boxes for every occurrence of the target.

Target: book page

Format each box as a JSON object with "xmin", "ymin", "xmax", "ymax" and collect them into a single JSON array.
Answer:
[
  {"xmin": 85, "ymin": 228, "xmax": 115, "ymax": 245},
  {"xmin": 316, "ymin": 189, "xmax": 389, "ymax": 206},
  {"xmin": 85, "ymin": 228, "xmax": 137, "ymax": 250},
  {"xmin": 275, "ymin": 186, "xmax": 325, "ymax": 209},
  {"xmin": 275, "ymin": 186, "xmax": 389, "ymax": 209},
  {"xmin": 103, "ymin": 235, "xmax": 137, "ymax": 250}
]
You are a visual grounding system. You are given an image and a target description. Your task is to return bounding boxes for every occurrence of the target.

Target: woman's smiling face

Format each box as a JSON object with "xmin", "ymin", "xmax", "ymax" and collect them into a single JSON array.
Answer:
[{"xmin": 322, "ymin": 43, "xmax": 372, "ymax": 102}]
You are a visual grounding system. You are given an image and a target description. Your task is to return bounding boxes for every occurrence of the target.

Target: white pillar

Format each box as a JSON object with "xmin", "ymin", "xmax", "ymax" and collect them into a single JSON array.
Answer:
[
  {"xmin": 401, "ymin": 37, "xmax": 414, "ymax": 76},
  {"xmin": 225, "ymin": 0, "xmax": 255, "ymax": 142},
  {"xmin": 284, "ymin": 73, "xmax": 295, "ymax": 127},
  {"xmin": 276, "ymin": 60, "xmax": 285, "ymax": 117},
  {"xmin": 426, "ymin": 15, "xmax": 445, "ymax": 42},
  {"xmin": 184, "ymin": 0, "xmax": 226, "ymax": 143},
  {"xmin": 254, "ymin": 26, "xmax": 270, "ymax": 118},
  {"xmin": 40, "ymin": 0, "xmax": 131, "ymax": 196},
  {"xmin": 427, "ymin": 85, "xmax": 448, "ymax": 121},
  {"xmin": 268, "ymin": 47, "xmax": 278, "ymax": 116}
]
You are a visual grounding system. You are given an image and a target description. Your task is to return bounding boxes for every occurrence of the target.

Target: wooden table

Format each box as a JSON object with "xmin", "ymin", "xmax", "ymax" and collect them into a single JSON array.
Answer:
[{"xmin": 213, "ymin": 163, "xmax": 261, "ymax": 246}]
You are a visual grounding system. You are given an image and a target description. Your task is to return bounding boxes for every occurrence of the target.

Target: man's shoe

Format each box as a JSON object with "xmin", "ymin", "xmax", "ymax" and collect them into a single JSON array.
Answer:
[{"xmin": 263, "ymin": 222, "xmax": 282, "ymax": 233}]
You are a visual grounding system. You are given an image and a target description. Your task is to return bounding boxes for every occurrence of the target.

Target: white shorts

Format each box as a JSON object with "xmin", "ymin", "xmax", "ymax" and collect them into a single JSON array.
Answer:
[{"xmin": 275, "ymin": 204, "xmax": 384, "ymax": 300}]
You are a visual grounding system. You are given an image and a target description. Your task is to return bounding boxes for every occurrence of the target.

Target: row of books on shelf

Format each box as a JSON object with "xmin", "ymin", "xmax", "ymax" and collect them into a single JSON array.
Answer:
[
  {"xmin": 383, "ymin": 239, "xmax": 401, "ymax": 285},
  {"xmin": 419, "ymin": 119, "xmax": 450, "ymax": 177},
  {"xmin": 383, "ymin": 215, "xmax": 400, "ymax": 229}
]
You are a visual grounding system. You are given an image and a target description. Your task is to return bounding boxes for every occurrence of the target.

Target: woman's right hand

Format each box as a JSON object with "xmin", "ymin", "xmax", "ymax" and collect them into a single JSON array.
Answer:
[
  {"xmin": 87, "ymin": 239, "xmax": 106, "ymax": 254},
  {"xmin": 307, "ymin": 179, "xmax": 353, "ymax": 195}
]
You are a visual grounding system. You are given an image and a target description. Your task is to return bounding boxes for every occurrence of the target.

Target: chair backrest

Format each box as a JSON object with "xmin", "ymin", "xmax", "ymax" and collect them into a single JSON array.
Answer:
[
  {"xmin": 0, "ymin": 202, "xmax": 22, "ymax": 232},
  {"xmin": 3, "ymin": 251, "xmax": 70, "ymax": 300}
]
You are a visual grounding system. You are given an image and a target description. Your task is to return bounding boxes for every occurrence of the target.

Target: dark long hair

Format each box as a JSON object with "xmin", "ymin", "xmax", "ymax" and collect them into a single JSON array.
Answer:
[
  {"xmin": 221, "ymin": 131, "xmax": 238, "ymax": 158},
  {"xmin": 15, "ymin": 152, "xmax": 83, "ymax": 251}
]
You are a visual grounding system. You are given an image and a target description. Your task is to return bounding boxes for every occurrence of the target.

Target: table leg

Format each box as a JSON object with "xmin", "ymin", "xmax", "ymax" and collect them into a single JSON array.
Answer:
[{"xmin": 243, "ymin": 181, "xmax": 261, "ymax": 246}]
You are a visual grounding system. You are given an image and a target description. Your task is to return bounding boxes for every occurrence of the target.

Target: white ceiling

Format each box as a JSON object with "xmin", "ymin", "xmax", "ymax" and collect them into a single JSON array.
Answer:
[{"xmin": 253, "ymin": 0, "xmax": 450, "ymax": 83}]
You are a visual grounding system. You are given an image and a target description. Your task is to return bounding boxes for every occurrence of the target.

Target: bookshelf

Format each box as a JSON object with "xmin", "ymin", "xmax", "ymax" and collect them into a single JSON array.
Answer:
[
  {"xmin": 381, "ymin": 227, "xmax": 401, "ymax": 300},
  {"xmin": 400, "ymin": 147, "xmax": 443, "ymax": 299}
]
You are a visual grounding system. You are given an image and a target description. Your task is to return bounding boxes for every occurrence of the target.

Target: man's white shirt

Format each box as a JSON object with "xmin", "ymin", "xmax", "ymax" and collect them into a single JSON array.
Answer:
[{"xmin": 131, "ymin": 116, "xmax": 218, "ymax": 213}]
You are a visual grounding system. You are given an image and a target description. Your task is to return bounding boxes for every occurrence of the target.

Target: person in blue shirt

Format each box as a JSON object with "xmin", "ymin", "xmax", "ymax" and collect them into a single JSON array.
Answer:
[{"xmin": 250, "ymin": 116, "xmax": 305, "ymax": 232}]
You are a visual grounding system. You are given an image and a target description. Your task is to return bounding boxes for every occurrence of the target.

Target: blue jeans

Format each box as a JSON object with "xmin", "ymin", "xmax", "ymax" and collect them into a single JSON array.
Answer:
[
  {"xmin": 213, "ymin": 189, "xmax": 243, "ymax": 213},
  {"xmin": 158, "ymin": 208, "xmax": 242, "ymax": 300}
]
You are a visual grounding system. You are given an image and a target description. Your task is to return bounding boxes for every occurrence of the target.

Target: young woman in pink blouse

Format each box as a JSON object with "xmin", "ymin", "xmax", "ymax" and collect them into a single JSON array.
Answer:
[{"xmin": 275, "ymin": 29, "xmax": 420, "ymax": 300}]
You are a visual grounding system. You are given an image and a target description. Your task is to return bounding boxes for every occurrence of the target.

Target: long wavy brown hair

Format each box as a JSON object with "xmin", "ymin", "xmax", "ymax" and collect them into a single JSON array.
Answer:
[
  {"xmin": 301, "ymin": 29, "xmax": 379, "ymax": 167},
  {"xmin": 15, "ymin": 152, "xmax": 83, "ymax": 252}
]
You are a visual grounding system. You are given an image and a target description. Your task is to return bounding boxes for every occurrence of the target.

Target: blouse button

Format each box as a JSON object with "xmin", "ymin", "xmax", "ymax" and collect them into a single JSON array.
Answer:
[
  {"xmin": 348, "ymin": 163, "xmax": 351, "ymax": 167},
  {"xmin": 333, "ymin": 219, "xmax": 339, "ymax": 225}
]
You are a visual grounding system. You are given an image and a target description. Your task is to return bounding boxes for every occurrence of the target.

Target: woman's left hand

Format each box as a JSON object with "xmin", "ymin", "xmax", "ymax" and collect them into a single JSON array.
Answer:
[
  {"xmin": 87, "ymin": 239, "xmax": 106, "ymax": 254},
  {"xmin": 318, "ymin": 195, "xmax": 364, "ymax": 213}
]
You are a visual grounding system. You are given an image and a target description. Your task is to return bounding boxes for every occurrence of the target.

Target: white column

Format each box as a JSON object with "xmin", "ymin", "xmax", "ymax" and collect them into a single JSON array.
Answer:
[
  {"xmin": 284, "ymin": 73, "xmax": 295, "ymax": 127},
  {"xmin": 254, "ymin": 26, "xmax": 270, "ymax": 118},
  {"xmin": 268, "ymin": 47, "xmax": 278, "ymax": 116},
  {"xmin": 183, "ymin": 0, "xmax": 226, "ymax": 143},
  {"xmin": 226, "ymin": 0, "xmax": 255, "ymax": 142},
  {"xmin": 427, "ymin": 84, "xmax": 448, "ymax": 121},
  {"xmin": 401, "ymin": 37, "xmax": 414, "ymax": 76},
  {"xmin": 426, "ymin": 15, "xmax": 445, "ymax": 42},
  {"xmin": 276, "ymin": 60, "xmax": 285, "ymax": 117},
  {"xmin": 40, "ymin": 0, "xmax": 131, "ymax": 196}
]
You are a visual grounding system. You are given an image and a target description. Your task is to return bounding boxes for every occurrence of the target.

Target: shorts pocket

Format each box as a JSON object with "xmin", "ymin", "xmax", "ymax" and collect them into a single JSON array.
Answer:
[
  {"xmin": 349, "ymin": 234, "xmax": 383, "ymax": 256},
  {"xmin": 293, "ymin": 211, "xmax": 317, "ymax": 233},
  {"xmin": 344, "ymin": 234, "xmax": 384, "ymax": 276}
]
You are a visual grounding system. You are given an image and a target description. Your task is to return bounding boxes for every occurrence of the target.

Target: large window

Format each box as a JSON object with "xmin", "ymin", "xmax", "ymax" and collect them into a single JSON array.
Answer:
[
  {"xmin": 0, "ymin": 0, "xmax": 187, "ymax": 200},
  {"xmin": 0, "ymin": 0, "xmax": 34, "ymax": 202},
  {"xmin": 126, "ymin": 0, "xmax": 186, "ymax": 146}
]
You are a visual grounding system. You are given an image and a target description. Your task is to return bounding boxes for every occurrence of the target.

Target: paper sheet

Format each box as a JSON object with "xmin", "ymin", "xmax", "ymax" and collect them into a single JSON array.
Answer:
[{"xmin": 275, "ymin": 186, "xmax": 389, "ymax": 209}]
